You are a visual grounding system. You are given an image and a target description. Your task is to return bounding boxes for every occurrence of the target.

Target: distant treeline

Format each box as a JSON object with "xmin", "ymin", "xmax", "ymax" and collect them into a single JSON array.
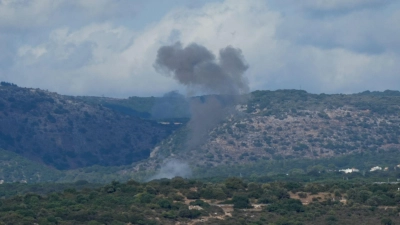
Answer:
[{"xmin": 0, "ymin": 81, "xmax": 17, "ymax": 87}]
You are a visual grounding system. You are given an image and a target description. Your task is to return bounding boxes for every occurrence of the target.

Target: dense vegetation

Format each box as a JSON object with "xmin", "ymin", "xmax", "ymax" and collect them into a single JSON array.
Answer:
[
  {"xmin": 0, "ymin": 149, "xmax": 62, "ymax": 183},
  {"xmin": 247, "ymin": 89, "xmax": 400, "ymax": 116},
  {"xmin": 194, "ymin": 148, "xmax": 400, "ymax": 180},
  {"xmin": 0, "ymin": 180, "xmax": 101, "ymax": 199},
  {"xmin": 79, "ymin": 89, "xmax": 400, "ymax": 119},
  {"xmin": 147, "ymin": 89, "xmax": 400, "ymax": 172},
  {"xmin": 1, "ymin": 83, "xmax": 399, "ymax": 175},
  {"xmin": 0, "ymin": 177, "xmax": 399, "ymax": 224},
  {"xmin": 77, "ymin": 91, "xmax": 191, "ymax": 120},
  {"xmin": 0, "ymin": 84, "xmax": 178, "ymax": 170},
  {"xmin": 1, "ymin": 145, "xmax": 400, "ymax": 184},
  {"xmin": 0, "ymin": 83, "xmax": 400, "ymax": 223}
]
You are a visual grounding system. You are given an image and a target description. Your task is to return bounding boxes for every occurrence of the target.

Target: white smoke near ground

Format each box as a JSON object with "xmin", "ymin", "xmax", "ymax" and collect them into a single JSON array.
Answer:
[{"xmin": 148, "ymin": 159, "xmax": 192, "ymax": 180}]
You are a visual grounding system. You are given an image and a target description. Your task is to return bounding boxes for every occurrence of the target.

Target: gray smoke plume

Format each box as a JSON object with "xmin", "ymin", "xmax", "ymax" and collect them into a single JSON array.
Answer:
[
  {"xmin": 154, "ymin": 41, "xmax": 249, "ymax": 148},
  {"xmin": 154, "ymin": 42, "xmax": 249, "ymax": 95}
]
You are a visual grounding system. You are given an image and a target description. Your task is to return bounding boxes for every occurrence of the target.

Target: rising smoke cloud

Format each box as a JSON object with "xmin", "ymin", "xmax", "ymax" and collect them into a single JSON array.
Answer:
[
  {"xmin": 151, "ymin": 42, "xmax": 249, "ymax": 179},
  {"xmin": 154, "ymin": 42, "xmax": 249, "ymax": 147},
  {"xmin": 154, "ymin": 42, "xmax": 249, "ymax": 95}
]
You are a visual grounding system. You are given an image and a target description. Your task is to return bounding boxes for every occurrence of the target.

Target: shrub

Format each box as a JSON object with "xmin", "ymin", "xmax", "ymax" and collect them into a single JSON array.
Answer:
[
  {"xmin": 267, "ymin": 199, "xmax": 304, "ymax": 213},
  {"xmin": 232, "ymin": 195, "xmax": 252, "ymax": 209},
  {"xmin": 162, "ymin": 211, "xmax": 177, "ymax": 219},
  {"xmin": 225, "ymin": 177, "xmax": 246, "ymax": 190},
  {"xmin": 178, "ymin": 208, "xmax": 201, "ymax": 219},
  {"xmin": 298, "ymin": 192, "xmax": 307, "ymax": 199},
  {"xmin": 381, "ymin": 218, "xmax": 394, "ymax": 225},
  {"xmin": 46, "ymin": 114, "xmax": 56, "ymax": 123},
  {"xmin": 190, "ymin": 199, "xmax": 210, "ymax": 208},
  {"xmin": 186, "ymin": 191, "xmax": 200, "ymax": 199},
  {"xmin": 157, "ymin": 198, "xmax": 172, "ymax": 209}
]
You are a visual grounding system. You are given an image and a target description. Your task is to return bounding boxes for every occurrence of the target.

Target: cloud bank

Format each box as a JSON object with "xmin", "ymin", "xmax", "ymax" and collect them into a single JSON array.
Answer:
[{"xmin": 0, "ymin": 0, "xmax": 399, "ymax": 97}]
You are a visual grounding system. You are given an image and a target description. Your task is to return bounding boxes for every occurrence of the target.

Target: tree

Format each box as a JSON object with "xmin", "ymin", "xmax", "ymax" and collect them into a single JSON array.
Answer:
[
  {"xmin": 224, "ymin": 177, "xmax": 246, "ymax": 190},
  {"xmin": 232, "ymin": 195, "xmax": 252, "ymax": 209},
  {"xmin": 178, "ymin": 208, "xmax": 201, "ymax": 219},
  {"xmin": 157, "ymin": 198, "xmax": 172, "ymax": 209},
  {"xmin": 186, "ymin": 191, "xmax": 200, "ymax": 199},
  {"xmin": 381, "ymin": 218, "xmax": 394, "ymax": 225}
]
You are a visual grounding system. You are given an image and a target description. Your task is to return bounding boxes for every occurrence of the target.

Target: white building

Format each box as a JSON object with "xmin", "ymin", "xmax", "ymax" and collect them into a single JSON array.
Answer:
[
  {"xmin": 339, "ymin": 168, "xmax": 359, "ymax": 173},
  {"xmin": 370, "ymin": 166, "xmax": 382, "ymax": 172}
]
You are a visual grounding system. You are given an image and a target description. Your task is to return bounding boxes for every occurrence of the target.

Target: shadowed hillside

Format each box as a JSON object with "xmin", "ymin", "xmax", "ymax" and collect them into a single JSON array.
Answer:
[{"xmin": 0, "ymin": 84, "xmax": 179, "ymax": 170}]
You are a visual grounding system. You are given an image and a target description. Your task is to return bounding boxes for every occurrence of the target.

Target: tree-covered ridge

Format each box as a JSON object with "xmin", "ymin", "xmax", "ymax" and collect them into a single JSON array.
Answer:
[
  {"xmin": 1, "ymin": 83, "xmax": 400, "ymax": 182},
  {"xmin": 79, "ymin": 89, "xmax": 400, "ymax": 118},
  {"xmin": 0, "ymin": 180, "xmax": 101, "ymax": 199},
  {"xmin": 80, "ymin": 89, "xmax": 400, "ymax": 119},
  {"xmin": 147, "ymin": 89, "xmax": 400, "ymax": 171},
  {"xmin": 248, "ymin": 89, "xmax": 400, "ymax": 115},
  {"xmin": 77, "ymin": 93, "xmax": 191, "ymax": 120},
  {"xmin": 0, "ymin": 85, "xmax": 178, "ymax": 170},
  {"xmin": 0, "ymin": 177, "xmax": 399, "ymax": 225}
]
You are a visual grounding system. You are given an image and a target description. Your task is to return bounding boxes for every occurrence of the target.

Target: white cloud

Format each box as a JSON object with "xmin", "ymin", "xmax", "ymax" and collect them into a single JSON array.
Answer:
[
  {"xmin": 0, "ymin": 0, "xmax": 399, "ymax": 97},
  {"xmin": 0, "ymin": 0, "xmax": 141, "ymax": 29},
  {"xmin": 277, "ymin": 3, "xmax": 400, "ymax": 54},
  {"xmin": 0, "ymin": 0, "xmax": 61, "ymax": 28},
  {"xmin": 276, "ymin": 0, "xmax": 395, "ymax": 12},
  {"xmin": 274, "ymin": 45, "xmax": 400, "ymax": 93}
]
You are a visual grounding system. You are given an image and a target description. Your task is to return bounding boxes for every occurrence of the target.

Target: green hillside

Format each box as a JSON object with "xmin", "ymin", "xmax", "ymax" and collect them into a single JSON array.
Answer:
[
  {"xmin": 0, "ymin": 84, "xmax": 179, "ymax": 170},
  {"xmin": 0, "ymin": 148, "xmax": 61, "ymax": 183}
]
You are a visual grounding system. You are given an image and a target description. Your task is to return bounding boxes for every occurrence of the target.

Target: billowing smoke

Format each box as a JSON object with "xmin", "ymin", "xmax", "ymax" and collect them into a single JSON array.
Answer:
[
  {"xmin": 154, "ymin": 42, "xmax": 249, "ymax": 148},
  {"xmin": 154, "ymin": 42, "xmax": 249, "ymax": 95},
  {"xmin": 153, "ymin": 42, "xmax": 249, "ymax": 176},
  {"xmin": 148, "ymin": 159, "xmax": 192, "ymax": 180}
]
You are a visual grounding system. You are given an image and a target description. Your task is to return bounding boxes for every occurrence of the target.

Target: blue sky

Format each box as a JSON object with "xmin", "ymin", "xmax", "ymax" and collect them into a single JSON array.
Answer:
[{"xmin": 0, "ymin": 0, "xmax": 399, "ymax": 97}]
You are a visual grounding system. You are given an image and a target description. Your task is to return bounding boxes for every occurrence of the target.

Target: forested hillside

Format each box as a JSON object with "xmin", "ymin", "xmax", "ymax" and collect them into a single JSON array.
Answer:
[
  {"xmin": 0, "ymin": 84, "xmax": 178, "ymax": 170},
  {"xmin": 145, "ymin": 90, "xmax": 400, "ymax": 172},
  {"xmin": 1, "ymin": 82, "xmax": 400, "ymax": 183}
]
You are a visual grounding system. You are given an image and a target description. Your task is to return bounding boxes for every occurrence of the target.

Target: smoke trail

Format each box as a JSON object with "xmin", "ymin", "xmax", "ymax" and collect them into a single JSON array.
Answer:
[{"xmin": 154, "ymin": 41, "xmax": 249, "ymax": 148}]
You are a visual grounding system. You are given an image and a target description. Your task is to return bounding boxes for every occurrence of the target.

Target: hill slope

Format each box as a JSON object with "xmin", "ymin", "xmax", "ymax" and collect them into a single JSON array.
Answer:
[
  {"xmin": 1, "ymin": 83, "xmax": 399, "ymax": 181},
  {"xmin": 140, "ymin": 90, "xmax": 400, "ymax": 172},
  {"xmin": 0, "ymin": 84, "xmax": 178, "ymax": 170}
]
